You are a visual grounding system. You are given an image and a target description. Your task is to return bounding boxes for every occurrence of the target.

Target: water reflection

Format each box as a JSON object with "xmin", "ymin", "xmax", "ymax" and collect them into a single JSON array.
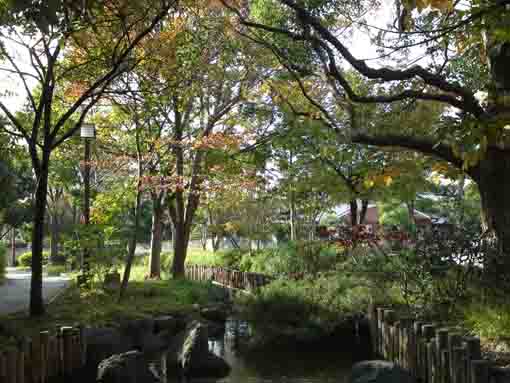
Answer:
[{"xmin": 159, "ymin": 318, "xmax": 367, "ymax": 383}]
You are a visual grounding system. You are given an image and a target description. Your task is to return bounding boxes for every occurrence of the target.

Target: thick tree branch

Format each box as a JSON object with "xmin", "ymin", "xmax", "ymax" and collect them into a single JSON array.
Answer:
[
  {"xmin": 351, "ymin": 133, "xmax": 462, "ymax": 169},
  {"xmin": 277, "ymin": 0, "xmax": 485, "ymax": 117}
]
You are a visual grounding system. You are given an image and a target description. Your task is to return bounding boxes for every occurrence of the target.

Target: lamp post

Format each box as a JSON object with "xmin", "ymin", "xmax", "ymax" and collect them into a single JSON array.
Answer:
[{"xmin": 81, "ymin": 123, "xmax": 95, "ymax": 275}]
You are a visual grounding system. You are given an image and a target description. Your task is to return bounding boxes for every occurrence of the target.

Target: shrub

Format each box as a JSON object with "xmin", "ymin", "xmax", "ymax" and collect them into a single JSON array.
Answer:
[
  {"xmin": 238, "ymin": 272, "xmax": 375, "ymax": 341},
  {"xmin": 464, "ymin": 302, "xmax": 510, "ymax": 344},
  {"xmin": 236, "ymin": 241, "xmax": 338, "ymax": 276},
  {"xmin": 0, "ymin": 243, "xmax": 6, "ymax": 284},
  {"xmin": 18, "ymin": 250, "xmax": 49, "ymax": 267}
]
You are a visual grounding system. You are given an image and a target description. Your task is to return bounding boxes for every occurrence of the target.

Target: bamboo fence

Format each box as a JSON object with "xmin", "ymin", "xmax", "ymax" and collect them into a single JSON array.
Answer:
[
  {"xmin": 184, "ymin": 265, "xmax": 272, "ymax": 291},
  {"xmin": 0, "ymin": 326, "xmax": 86, "ymax": 383},
  {"xmin": 368, "ymin": 305, "xmax": 510, "ymax": 383}
]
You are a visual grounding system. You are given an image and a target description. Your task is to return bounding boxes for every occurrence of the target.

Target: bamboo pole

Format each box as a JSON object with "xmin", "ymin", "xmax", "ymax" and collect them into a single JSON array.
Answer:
[
  {"xmin": 412, "ymin": 321, "xmax": 423, "ymax": 379},
  {"xmin": 16, "ymin": 340, "xmax": 26, "ymax": 383},
  {"xmin": 40, "ymin": 331, "xmax": 49, "ymax": 383},
  {"xmin": 393, "ymin": 322, "xmax": 400, "ymax": 364},
  {"xmin": 30, "ymin": 333, "xmax": 40, "ymax": 383},
  {"xmin": 0, "ymin": 352, "xmax": 6, "ymax": 383},
  {"xmin": 376, "ymin": 308, "xmax": 385, "ymax": 357},
  {"xmin": 368, "ymin": 303, "xmax": 378, "ymax": 356},
  {"xmin": 436, "ymin": 329, "xmax": 449, "ymax": 383},
  {"xmin": 19, "ymin": 338, "xmax": 31, "ymax": 383},
  {"xmin": 61, "ymin": 327, "xmax": 74, "ymax": 377},
  {"xmin": 6, "ymin": 347, "xmax": 17, "ymax": 383},
  {"xmin": 383, "ymin": 310, "xmax": 396, "ymax": 359},
  {"xmin": 427, "ymin": 340, "xmax": 438, "ymax": 383},
  {"xmin": 79, "ymin": 325, "xmax": 87, "ymax": 368},
  {"xmin": 470, "ymin": 360, "xmax": 488, "ymax": 383},
  {"xmin": 449, "ymin": 333, "xmax": 462, "ymax": 383},
  {"xmin": 464, "ymin": 337, "xmax": 481, "ymax": 383},
  {"xmin": 452, "ymin": 346, "xmax": 467, "ymax": 383},
  {"xmin": 421, "ymin": 324, "xmax": 437, "ymax": 383}
]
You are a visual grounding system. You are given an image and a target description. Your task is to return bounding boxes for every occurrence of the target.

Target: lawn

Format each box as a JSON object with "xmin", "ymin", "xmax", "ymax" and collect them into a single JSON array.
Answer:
[{"xmin": 0, "ymin": 265, "xmax": 212, "ymax": 350}]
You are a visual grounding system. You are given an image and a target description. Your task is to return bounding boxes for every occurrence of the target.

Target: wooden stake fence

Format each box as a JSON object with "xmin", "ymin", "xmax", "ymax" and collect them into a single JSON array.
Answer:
[
  {"xmin": 0, "ymin": 326, "xmax": 86, "ymax": 383},
  {"xmin": 184, "ymin": 265, "xmax": 272, "ymax": 292},
  {"xmin": 367, "ymin": 304, "xmax": 510, "ymax": 383}
]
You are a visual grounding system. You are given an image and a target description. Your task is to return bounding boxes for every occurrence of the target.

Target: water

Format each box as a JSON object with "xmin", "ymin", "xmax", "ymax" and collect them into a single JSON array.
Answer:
[{"xmin": 160, "ymin": 318, "xmax": 370, "ymax": 383}]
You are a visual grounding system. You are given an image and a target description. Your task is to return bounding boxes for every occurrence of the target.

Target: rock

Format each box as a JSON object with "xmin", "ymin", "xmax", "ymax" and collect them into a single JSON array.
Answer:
[
  {"xmin": 154, "ymin": 316, "xmax": 179, "ymax": 335},
  {"xmin": 179, "ymin": 321, "xmax": 210, "ymax": 371},
  {"xmin": 200, "ymin": 304, "xmax": 230, "ymax": 322},
  {"xmin": 350, "ymin": 360, "xmax": 415, "ymax": 383},
  {"xmin": 204, "ymin": 320, "xmax": 225, "ymax": 339},
  {"xmin": 166, "ymin": 321, "xmax": 230, "ymax": 378},
  {"xmin": 120, "ymin": 319, "xmax": 163, "ymax": 352},
  {"xmin": 186, "ymin": 352, "xmax": 231, "ymax": 378},
  {"xmin": 84, "ymin": 327, "xmax": 134, "ymax": 373},
  {"xmin": 96, "ymin": 350, "xmax": 158, "ymax": 383}
]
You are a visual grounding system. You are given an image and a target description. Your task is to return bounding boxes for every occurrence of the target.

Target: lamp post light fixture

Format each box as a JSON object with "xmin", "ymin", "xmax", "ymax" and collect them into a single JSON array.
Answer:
[{"xmin": 81, "ymin": 123, "xmax": 95, "ymax": 278}]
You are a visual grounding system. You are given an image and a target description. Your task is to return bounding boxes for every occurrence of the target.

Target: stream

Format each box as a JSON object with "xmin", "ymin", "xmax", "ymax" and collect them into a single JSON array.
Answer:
[{"xmin": 162, "ymin": 318, "xmax": 371, "ymax": 383}]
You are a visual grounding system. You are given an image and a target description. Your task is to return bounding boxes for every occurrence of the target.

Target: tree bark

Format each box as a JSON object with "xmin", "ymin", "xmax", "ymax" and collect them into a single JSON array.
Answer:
[
  {"xmin": 474, "ymin": 148, "xmax": 510, "ymax": 254},
  {"xmin": 359, "ymin": 199, "xmax": 369, "ymax": 225},
  {"xmin": 149, "ymin": 192, "xmax": 164, "ymax": 279},
  {"xmin": 49, "ymin": 214, "xmax": 60, "ymax": 263},
  {"xmin": 171, "ymin": 221, "xmax": 188, "ymax": 278},
  {"xmin": 30, "ymin": 149, "xmax": 50, "ymax": 316},
  {"xmin": 11, "ymin": 227, "xmax": 16, "ymax": 267},
  {"xmin": 289, "ymin": 188, "xmax": 297, "ymax": 241},
  {"xmin": 119, "ymin": 121, "xmax": 143, "ymax": 301},
  {"xmin": 349, "ymin": 199, "xmax": 359, "ymax": 226}
]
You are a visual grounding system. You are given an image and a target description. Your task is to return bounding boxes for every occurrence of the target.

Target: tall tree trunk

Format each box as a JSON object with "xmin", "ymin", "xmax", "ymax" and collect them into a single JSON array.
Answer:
[
  {"xmin": 349, "ymin": 199, "xmax": 359, "ymax": 226},
  {"xmin": 359, "ymin": 199, "xmax": 369, "ymax": 224},
  {"xmin": 49, "ymin": 214, "xmax": 60, "ymax": 263},
  {"xmin": 200, "ymin": 223, "xmax": 207, "ymax": 251},
  {"xmin": 456, "ymin": 174, "xmax": 466, "ymax": 225},
  {"xmin": 171, "ymin": 221, "xmax": 188, "ymax": 278},
  {"xmin": 474, "ymin": 149, "xmax": 510, "ymax": 254},
  {"xmin": 11, "ymin": 227, "xmax": 16, "ymax": 266},
  {"xmin": 119, "ymin": 177, "xmax": 143, "ymax": 301},
  {"xmin": 406, "ymin": 200, "xmax": 416, "ymax": 227},
  {"xmin": 289, "ymin": 188, "xmax": 297, "ymax": 241},
  {"xmin": 119, "ymin": 122, "xmax": 143, "ymax": 301},
  {"xmin": 149, "ymin": 193, "xmax": 164, "ymax": 279},
  {"xmin": 212, "ymin": 235, "xmax": 220, "ymax": 252},
  {"xmin": 30, "ymin": 150, "xmax": 50, "ymax": 316}
]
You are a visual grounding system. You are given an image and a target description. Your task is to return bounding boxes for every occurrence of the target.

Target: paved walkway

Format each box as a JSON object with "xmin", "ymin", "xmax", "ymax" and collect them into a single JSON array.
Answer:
[{"xmin": 0, "ymin": 268, "xmax": 71, "ymax": 315}]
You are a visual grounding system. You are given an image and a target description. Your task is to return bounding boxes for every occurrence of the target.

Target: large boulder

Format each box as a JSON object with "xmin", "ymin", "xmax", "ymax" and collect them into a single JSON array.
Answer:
[
  {"xmin": 167, "ymin": 321, "xmax": 230, "ymax": 379},
  {"xmin": 178, "ymin": 321, "xmax": 210, "ymax": 371},
  {"xmin": 84, "ymin": 327, "xmax": 134, "ymax": 374},
  {"xmin": 351, "ymin": 360, "xmax": 415, "ymax": 383},
  {"xmin": 119, "ymin": 318, "xmax": 169, "ymax": 353},
  {"xmin": 200, "ymin": 304, "xmax": 231, "ymax": 323},
  {"xmin": 96, "ymin": 351, "xmax": 159, "ymax": 383}
]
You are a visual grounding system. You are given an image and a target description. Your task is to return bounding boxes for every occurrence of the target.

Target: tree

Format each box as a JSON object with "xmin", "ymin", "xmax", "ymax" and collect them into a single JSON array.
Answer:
[
  {"xmin": 225, "ymin": 0, "xmax": 510, "ymax": 253},
  {"xmin": 0, "ymin": 0, "xmax": 175, "ymax": 316},
  {"xmin": 129, "ymin": 4, "xmax": 264, "ymax": 277}
]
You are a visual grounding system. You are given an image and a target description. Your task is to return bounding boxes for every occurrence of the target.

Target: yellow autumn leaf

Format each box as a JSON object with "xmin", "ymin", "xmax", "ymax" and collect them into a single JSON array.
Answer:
[
  {"xmin": 364, "ymin": 179, "xmax": 375, "ymax": 188},
  {"xmin": 383, "ymin": 175, "xmax": 393, "ymax": 186}
]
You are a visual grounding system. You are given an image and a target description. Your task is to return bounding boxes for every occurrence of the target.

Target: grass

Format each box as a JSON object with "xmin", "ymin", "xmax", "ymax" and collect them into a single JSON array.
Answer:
[{"xmin": 0, "ymin": 264, "xmax": 212, "ymax": 350}]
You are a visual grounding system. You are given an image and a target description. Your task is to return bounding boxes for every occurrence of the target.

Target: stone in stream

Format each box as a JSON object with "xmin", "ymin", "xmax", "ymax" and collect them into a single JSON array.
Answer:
[
  {"xmin": 167, "ymin": 320, "xmax": 231, "ymax": 378},
  {"xmin": 200, "ymin": 303, "xmax": 231, "ymax": 322},
  {"xmin": 84, "ymin": 327, "xmax": 135, "ymax": 375},
  {"xmin": 96, "ymin": 350, "xmax": 159, "ymax": 383},
  {"xmin": 350, "ymin": 360, "xmax": 415, "ymax": 383}
]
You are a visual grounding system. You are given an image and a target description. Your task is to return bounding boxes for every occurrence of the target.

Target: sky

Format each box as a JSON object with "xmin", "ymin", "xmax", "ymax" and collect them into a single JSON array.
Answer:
[{"xmin": 0, "ymin": 0, "xmax": 397, "ymax": 116}]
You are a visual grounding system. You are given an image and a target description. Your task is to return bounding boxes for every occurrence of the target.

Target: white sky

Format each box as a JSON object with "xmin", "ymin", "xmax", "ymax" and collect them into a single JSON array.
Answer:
[{"xmin": 0, "ymin": 0, "xmax": 396, "ymax": 115}]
